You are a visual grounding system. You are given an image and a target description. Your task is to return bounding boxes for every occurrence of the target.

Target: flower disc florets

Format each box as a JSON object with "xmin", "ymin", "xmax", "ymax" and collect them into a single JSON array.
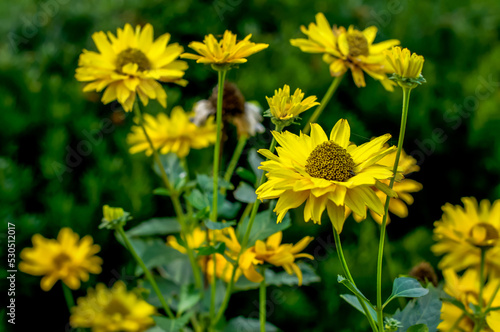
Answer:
[{"xmin": 305, "ymin": 141, "xmax": 355, "ymax": 182}]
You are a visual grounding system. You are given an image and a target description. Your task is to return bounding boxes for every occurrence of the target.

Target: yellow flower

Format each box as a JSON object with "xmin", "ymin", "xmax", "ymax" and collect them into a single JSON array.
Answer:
[
  {"xmin": 432, "ymin": 197, "xmax": 500, "ymax": 275},
  {"xmin": 167, "ymin": 227, "xmax": 207, "ymax": 254},
  {"xmin": 265, "ymin": 84, "xmax": 320, "ymax": 121},
  {"xmin": 19, "ymin": 228, "xmax": 102, "ymax": 291},
  {"xmin": 384, "ymin": 46, "xmax": 425, "ymax": 80},
  {"xmin": 70, "ymin": 281, "xmax": 156, "ymax": 332},
  {"xmin": 290, "ymin": 13, "xmax": 400, "ymax": 91},
  {"xmin": 181, "ymin": 30, "xmax": 268, "ymax": 67},
  {"xmin": 252, "ymin": 231, "xmax": 314, "ymax": 286},
  {"xmin": 256, "ymin": 119, "xmax": 396, "ymax": 233},
  {"xmin": 75, "ymin": 23, "xmax": 188, "ymax": 112},
  {"xmin": 127, "ymin": 106, "xmax": 217, "ymax": 158},
  {"xmin": 439, "ymin": 269, "xmax": 500, "ymax": 331},
  {"xmin": 349, "ymin": 147, "xmax": 423, "ymax": 224}
]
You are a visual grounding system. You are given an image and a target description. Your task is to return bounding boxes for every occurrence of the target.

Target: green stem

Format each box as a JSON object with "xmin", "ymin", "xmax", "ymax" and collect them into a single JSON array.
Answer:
[
  {"xmin": 485, "ymin": 279, "xmax": 500, "ymax": 311},
  {"xmin": 303, "ymin": 74, "xmax": 344, "ymax": 135},
  {"xmin": 260, "ymin": 267, "xmax": 267, "ymax": 332},
  {"xmin": 376, "ymin": 86, "xmax": 412, "ymax": 331},
  {"xmin": 221, "ymin": 134, "xmax": 248, "ymax": 195},
  {"xmin": 212, "ymin": 129, "xmax": 281, "ymax": 328},
  {"xmin": 479, "ymin": 248, "xmax": 486, "ymax": 308},
  {"xmin": 62, "ymin": 283, "xmax": 75, "ymax": 311},
  {"xmin": 333, "ymin": 230, "xmax": 379, "ymax": 332},
  {"xmin": 210, "ymin": 69, "xmax": 227, "ymax": 323},
  {"xmin": 133, "ymin": 102, "xmax": 202, "ymax": 290},
  {"xmin": 116, "ymin": 225, "xmax": 175, "ymax": 319}
]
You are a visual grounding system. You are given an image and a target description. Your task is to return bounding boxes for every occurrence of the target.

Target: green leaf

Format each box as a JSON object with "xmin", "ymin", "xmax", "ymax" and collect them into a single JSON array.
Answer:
[
  {"xmin": 126, "ymin": 218, "xmax": 181, "ymax": 237},
  {"xmin": 234, "ymin": 263, "xmax": 320, "ymax": 290},
  {"xmin": 156, "ymin": 153, "xmax": 187, "ymax": 191},
  {"xmin": 177, "ymin": 285, "xmax": 201, "ymax": 315},
  {"xmin": 133, "ymin": 239, "xmax": 186, "ymax": 276},
  {"xmin": 224, "ymin": 316, "xmax": 280, "ymax": 332},
  {"xmin": 340, "ymin": 294, "xmax": 378, "ymax": 322},
  {"xmin": 153, "ymin": 187, "xmax": 171, "ymax": 196},
  {"xmin": 204, "ymin": 220, "xmax": 236, "ymax": 230},
  {"xmin": 185, "ymin": 189, "xmax": 210, "ymax": 211},
  {"xmin": 236, "ymin": 208, "xmax": 291, "ymax": 247},
  {"xmin": 337, "ymin": 275, "xmax": 371, "ymax": 304},
  {"xmin": 236, "ymin": 167, "xmax": 256, "ymax": 184},
  {"xmin": 385, "ymin": 277, "xmax": 429, "ymax": 307},
  {"xmin": 233, "ymin": 181, "xmax": 257, "ymax": 203},
  {"xmin": 196, "ymin": 174, "xmax": 233, "ymax": 192},
  {"xmin": 393, "ymin": 284, "xmax": 442, "ymax": 332},
  {"xmin": 195, "ymin": 242, "xmax": 226, "ymax": 256},
  {"xmin": 140, "ymin": 277, "xmax": 178, "ymax": 308},
  {"xmin": 153, "ymin": 312, "xmax": 192, "ymax": 332},
  {"xmin": 407, "ymin": 324, "xmax": 429, "ymax": 332},
  {"xmin": 248, "ymin": 148, "xmax": 264, "ymax": 182}
]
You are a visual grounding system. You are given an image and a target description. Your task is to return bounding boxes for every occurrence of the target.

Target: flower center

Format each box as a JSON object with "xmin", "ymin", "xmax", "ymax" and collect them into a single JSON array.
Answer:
[
  {"xmin": 115, "ymin": 48, "xmax": 151, "ymax": 74},
  {"xmin": 469, "ymin": 222, "xmax": 499, "ymax": 247},
  {"xmin": 305, "ymin": 141, "xmax": 355, "ymax": 182},
  {"xmin": 346, "ymin": 31, "xmax": 369, "ymax": 57},
  {"xmin": 104, "ymin": 298, "xmax": 131, "ymax": 317},
  {"xmin": 53, "ymin": 253, "xmax": 71, "ymax": 269}
]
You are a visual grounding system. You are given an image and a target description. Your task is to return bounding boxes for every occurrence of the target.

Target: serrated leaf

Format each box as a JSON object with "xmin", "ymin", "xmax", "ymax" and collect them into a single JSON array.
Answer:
[
  {"xmin": 385, "ymin": 277, "xmax": 429, "ymax": 307},
  {"xmin": 233, "ymin": 181, "xmax": 257, "ymax": 203},
  {"xmin": 236, "ymin": 167, "xmax": 256, "ymax": 184},
  {"xmin": 236, "ymin": 208, "xmax": 291, "ymax": 247},
  {"xmin": 407, "ymin": 324, "xmax": 429, "ymax": 332},
  {"xmin": 195, "ymin": 242, "xmax": 226, "ymax": 256},
  {"xmin": 126, "ymin": 218, "xmax": 181, "ymax": 237},
  {"xmin": 340, "ymin": 294, "xmax": 378, "ymax": 322},
  {"xmin": 337, "ymin": 275, "xmax": 371, "ymax": 304},
  {"xmin": 153, "ymin": 312, "xmax": 192, "ymax": 332},
  {"xmin": 224, "ymin": 316, "xmax": 280, "ymax": 332},
  {"xmin": 204, "ymin": 220, "xmax": 236, "ymax": 230},
  {"xmin": 393, "ymin": 284, "xmax": 442, "ymax": 332}
]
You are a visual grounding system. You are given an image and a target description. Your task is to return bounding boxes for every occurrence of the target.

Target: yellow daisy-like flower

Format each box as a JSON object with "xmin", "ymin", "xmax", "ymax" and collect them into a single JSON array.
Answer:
[
  {"xmin": 384, "ymin": 46, "xmax": 425, "ymax": 80},
  {"xmin": 256, "ymin": 119, "xmax": 397, "ymax": 233},
  {"xmin": 75, "ymin": 23, "xmax": 188, "ymax": 112},
  {"xmin": 127, "ymin": 106, "xmax": 217, "ymax": 158},
  {"xmin": 252, "ymin": 231, "xmax": 314, "ymax": 286},
  {"xmin": 290, "ymin": 13, "xmax": 400, "ymax": 91},
  {"xmin": 265, "ymin": 84, "xmax": 320, "ymax": 121},
  {"xmin": 432, "ymin": 197, "xmax": 500, "ymax": 275},
  {"xmin": 438, "ymin": 269, "xmax": 500, "ymax": 332},
  {"xmin": 181, "ymin": 30, "xmax": 269, "ymax": 67},
  {"xmin": 70, "ymin": 281, "xmax": 156, "ymax": 332},
  {"xmin": 19, "ymin": 228, "xmax": 102, "ymax": 291},
  {"xmin": 349, "ymin": 147, "xmax": 423, "ymax": 224}
]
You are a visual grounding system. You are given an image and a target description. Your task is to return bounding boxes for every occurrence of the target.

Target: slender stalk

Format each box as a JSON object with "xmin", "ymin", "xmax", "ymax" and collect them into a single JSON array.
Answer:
[
  {"xmin": 221, "ymin": 134, "xmax": 248, "ymax": 195},
  {"xmin": 133, "ymin": 102, "xmax": 202, "ymax": 290},
  {"xmin": 333, "ymin": 230, "xmax": 379, "ymax": 332},
  {"xmin": 485, "ymin": 279, "xmax": 500, "ymax": 311},
  {"xmin": 303, "ymin": 74, "xmax": 344, "ymax": 134},
  {"xmin": 260, "ymin": 268, "xmax": 267, "ymax": 332},
  {"xmin": 479, "ymin": 248, "xmax": 486, "ymax": 308},
  {"xmin": 449, "ymin": 312, "xmax": 466, "ymax": 332},
  {"xmin": 376, "ymin": 86, "xmax": 412, "ymax": 331},
  {"xmin": 62, "ymin": 283, "xmax": 75, "ymax": 311},
  {"xmin": 210, "ymin": 69, "xmax": 227, "ymax": 323},
  {"xmin": 116, "ymin": 225, "xmax": 175, "ymax": 319},
  {"xmin": 212, "ymin": 130, "xmax": 281, "ymax": 327}
]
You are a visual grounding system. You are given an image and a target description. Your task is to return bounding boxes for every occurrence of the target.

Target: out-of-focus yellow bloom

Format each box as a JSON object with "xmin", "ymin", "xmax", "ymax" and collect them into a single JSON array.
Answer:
[
  {"xmin": 127, "ymin": 106, "xmax": 216, "ymax": 158},
  {"xmin": 75, "ymin": 24, "xmax": 188, "ymax": 112},
  {"xmin": 439, "ymin": 269, "xmax": 500, "ymax": 331},
  {"xmin": 384, "ymin": 46, "xmax": 425, "ymax": 80},
  {"xmin": 167, "ymin": 227, "xmax": 207, "ymax": 254},
  {"xmin": 252, "ymin": 231, "xmax": 314, "ymax": 286},
  {"xmin": 265, "ymin": 85, "xmax": 319, "ymax": 122},
  {"xmin": 70, "ymin": 281, "xmax": 156, "ymax": 332},
  {"xmin": 290, "ymin": 13, "xmax": 399, "ymax": 91},
  {"xmin": 432, "ymin": 197, "xmax": 500, "ymax": 275},
  {"xmin": 256, "ymin": 119, "xmax": 397, "ymax": 233},
  {"xmin": 181, "ymin": 30, "xmax": 268, "ymax": 68},
  {"xmin": 349, "ymin": 147, "xmax": 422, "ymax": 224},
  {"xmin": 103, "ymin": 205, "xmax": 125, "ymax": 222},
  {"xmin": 19, "ymin": 228, "xmax": 102, "ymax": 291}
]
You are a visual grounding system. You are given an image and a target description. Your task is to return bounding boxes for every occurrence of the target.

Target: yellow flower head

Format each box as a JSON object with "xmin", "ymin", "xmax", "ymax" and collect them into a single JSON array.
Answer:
[
  {"xmin": 167, "ymin": 227, "xmax": 208, "ymax": 254},
  {"xmin": 432, "ymin": 197, "xmax": 500, "ymax": 275},
  {"xmin": 349, "ymin": 147, "xmax": 423, "ymax": 224},
  {"xmin": 439, "ymin": 269, "xmax": 500, "ymax": 331},
  {"xmin": 70, "ymin": 281, "xmax": 156, "ymax": 332},
  {"xmin": 256, "ymin": 119, "xmax": 396, "ymax": 233},
  {"xmin": 384, "ymin": 46, "xmax": 425, "ymax": 81},
  {"xmin": 253, "ymin": 231, "xmax": 314, "ymax": 286},
  {"xmin": 181, "ymin": 30, "xmax": 269, "ymax": 68},
  {"xmin": 265, "ymin": 85, "xmax": 320, "ymax": 124},
  {"xmin": 75, "ymin": 23, "xmax": 188, "ymax": 112},
  {"xmin": 127, "ymin": 106, "xmax": 217, "ymax": 158},
  {"xmin": 290, "ymin": 13, "xmax": 400, "ymax": 91},
  {"xmin": 19, "ymin": 228, "xmax": 102, "ymax": 291}
]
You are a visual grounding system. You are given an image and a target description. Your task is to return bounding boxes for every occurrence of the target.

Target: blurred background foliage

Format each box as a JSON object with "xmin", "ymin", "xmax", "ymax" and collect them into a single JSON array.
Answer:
[{"xmin": 1, "ymin": 0, "xmax": 500, "ymax": 331}]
